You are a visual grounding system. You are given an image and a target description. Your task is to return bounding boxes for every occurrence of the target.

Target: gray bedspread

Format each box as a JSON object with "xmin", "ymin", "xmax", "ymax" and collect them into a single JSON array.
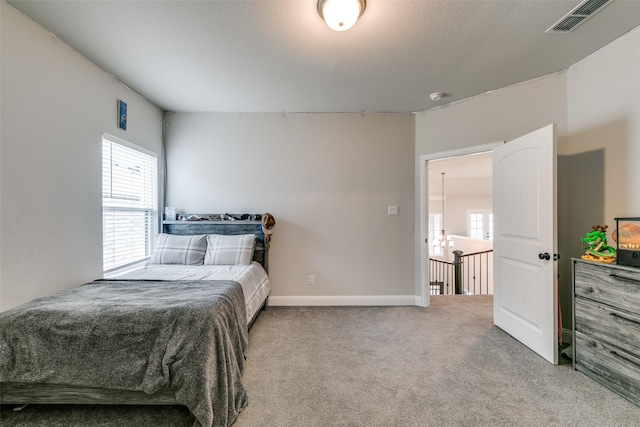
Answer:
[{"xmin": 0, "ymin": 279, "xmax": 248, "ymax": 427}]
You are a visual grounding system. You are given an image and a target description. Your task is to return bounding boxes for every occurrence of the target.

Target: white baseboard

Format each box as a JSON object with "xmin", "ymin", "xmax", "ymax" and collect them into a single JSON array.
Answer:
[{"xmin": 269, "ymin": 295, "xmax": 417, "ymax": 306}]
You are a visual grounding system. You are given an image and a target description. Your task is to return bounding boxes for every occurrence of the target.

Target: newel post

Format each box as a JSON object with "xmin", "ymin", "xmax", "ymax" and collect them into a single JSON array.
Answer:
[{"xmin": 453, "ymin": 250, "xmax": 464, "ymax": 294}]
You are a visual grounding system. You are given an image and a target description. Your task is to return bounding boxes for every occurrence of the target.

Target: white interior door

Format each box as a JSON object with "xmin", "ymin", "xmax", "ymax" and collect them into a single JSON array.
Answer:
[{"xmin": 493, "ymin": 124, "xmax": 558, "ymax": 364}]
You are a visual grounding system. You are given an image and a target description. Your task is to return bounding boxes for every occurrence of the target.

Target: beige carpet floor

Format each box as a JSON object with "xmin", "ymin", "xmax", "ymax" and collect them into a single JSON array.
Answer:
[{"xmin": 2, "ymin": 295, "xmax": 639, "ymax": 426}]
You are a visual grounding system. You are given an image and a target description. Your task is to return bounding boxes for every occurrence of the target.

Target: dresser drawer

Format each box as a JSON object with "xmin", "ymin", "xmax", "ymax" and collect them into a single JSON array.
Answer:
[
  {"xmin": 574, "ymin": 262, "xmax": 640, "ymax": 314},
  {"xmin": 575, "ymin": 297, "xmax": 640, "ymax": 356},
  {"xmin": 575, "ymin": 330, "xmax": 640, "ymax": 407}
]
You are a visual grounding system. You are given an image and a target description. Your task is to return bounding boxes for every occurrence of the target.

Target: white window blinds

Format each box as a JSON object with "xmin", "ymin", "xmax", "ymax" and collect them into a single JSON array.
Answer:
[{"xmin": 102, "ymin": 136, "xmax": 158, "ymax": 272}]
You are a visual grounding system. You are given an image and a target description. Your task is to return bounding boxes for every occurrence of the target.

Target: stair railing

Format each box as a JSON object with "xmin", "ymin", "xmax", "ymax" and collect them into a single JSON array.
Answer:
[{"xmin": 429, "ymin": 249, "xmax": 493, "ymax": 295}]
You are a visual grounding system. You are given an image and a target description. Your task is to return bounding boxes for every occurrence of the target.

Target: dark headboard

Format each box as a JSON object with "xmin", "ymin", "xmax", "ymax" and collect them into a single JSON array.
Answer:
[{"xmin": 162, "ymin": 219, "xmax": 268, "ymax": 273}]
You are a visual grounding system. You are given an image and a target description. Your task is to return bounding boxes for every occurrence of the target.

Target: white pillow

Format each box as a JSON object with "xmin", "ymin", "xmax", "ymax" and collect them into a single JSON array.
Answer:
[
  {"xmin": 204, "ymin": 234, "xmax": 256, "ymax": 265},
  {"xmin": 149, "ymin": 234, "xmax": 207, "ymax": 265}
]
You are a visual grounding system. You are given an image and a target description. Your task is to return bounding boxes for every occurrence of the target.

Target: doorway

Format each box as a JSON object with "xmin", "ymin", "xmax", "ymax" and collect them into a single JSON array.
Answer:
[
  {"xmin": 418, "ymin": 142, "xmax": 502, "ymax": 307},
  {"xmin": 427, "ymin": 153, "xmax": 494, "ymax": 297}
]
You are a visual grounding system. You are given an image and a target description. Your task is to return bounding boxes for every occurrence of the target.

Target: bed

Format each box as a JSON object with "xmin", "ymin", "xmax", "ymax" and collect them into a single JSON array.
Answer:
[
  {"xmin": 112, "ymin": 262, "xmax": 270, "ymax": 328},
  {"xmin": 0, "ymin": 218, "xmax": 271, "ymax": 427}
]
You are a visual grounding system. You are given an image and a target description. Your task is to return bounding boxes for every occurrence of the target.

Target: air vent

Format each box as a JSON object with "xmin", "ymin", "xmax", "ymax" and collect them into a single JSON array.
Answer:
[{"xmin": 546, "ymin": 0, "xmax": 612, "ymax": 33}]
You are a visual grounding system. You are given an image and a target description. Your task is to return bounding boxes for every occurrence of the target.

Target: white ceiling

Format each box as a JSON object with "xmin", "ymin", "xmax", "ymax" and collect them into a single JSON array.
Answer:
[
  {"xmin": 428, "ymin": 152, "xmax": 493, "ymax": 197},
  {"xmin": 7, "ymin": 0, "xmax": 640, "ymax": 113}
]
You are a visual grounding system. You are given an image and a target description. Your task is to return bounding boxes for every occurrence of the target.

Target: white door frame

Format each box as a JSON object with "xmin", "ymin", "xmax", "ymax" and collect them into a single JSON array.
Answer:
[{"xmin": 418, "ymin": 142, "xmax": 503, "ymax": 307}]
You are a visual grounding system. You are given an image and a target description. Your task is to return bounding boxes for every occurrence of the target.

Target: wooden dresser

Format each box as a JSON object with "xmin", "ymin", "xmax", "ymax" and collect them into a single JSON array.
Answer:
[{"xmin": 572, "ymin": 259, "xmax": 640, "ymax": 407}]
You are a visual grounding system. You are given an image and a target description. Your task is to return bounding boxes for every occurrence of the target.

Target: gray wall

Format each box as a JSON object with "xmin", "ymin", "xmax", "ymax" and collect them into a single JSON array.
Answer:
[
  {"xmin": 164, "ymin": 113, "xmax": 416, "ymax": 304},
  {"xmin": 566, "ymin": 26, "xmax": 640, "ymax": 234},
  {"xmin": 0, "ymin": 3, "xmax": 164, "ymax": 310}
]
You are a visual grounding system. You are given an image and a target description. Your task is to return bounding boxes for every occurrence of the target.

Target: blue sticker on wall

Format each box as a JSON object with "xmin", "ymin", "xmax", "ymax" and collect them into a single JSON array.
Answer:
[{"xmin": 118, "ymin": 100, "xmax": 127, "ymax": 130}]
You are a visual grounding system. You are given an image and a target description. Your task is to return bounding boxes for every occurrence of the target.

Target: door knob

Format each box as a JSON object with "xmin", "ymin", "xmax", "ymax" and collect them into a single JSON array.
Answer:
[{"xmin": 538, "ymin": 252, "xmax": 551, "ymax": 260}]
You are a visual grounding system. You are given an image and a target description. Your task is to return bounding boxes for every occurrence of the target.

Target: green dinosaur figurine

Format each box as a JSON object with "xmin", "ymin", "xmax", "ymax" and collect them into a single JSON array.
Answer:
[{"xmin": 580, "ymin": 224, "xmax": 616, "ymax": 262}]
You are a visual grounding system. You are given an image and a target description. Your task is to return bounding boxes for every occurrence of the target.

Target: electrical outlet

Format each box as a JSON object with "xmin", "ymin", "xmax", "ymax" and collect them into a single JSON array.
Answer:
[
  {"xmin": 388, "ymin": 205, "xmax": 398, "ymax": 216},
  {"xmin": 308, "ymin": 275, "xmax": 315, "ymax": 285}
]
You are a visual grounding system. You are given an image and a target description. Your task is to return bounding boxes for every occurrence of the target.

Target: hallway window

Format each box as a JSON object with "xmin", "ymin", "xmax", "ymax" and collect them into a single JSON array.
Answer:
[
  {"xmin": 429, "ymin": 213, "xmax": 443, "ymax": 256},
  {"xmin": 468, "ymin": 210, "xmax": 493, "ymax": 240}
]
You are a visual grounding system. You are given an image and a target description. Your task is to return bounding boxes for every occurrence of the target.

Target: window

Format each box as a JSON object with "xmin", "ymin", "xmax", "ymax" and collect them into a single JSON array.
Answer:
[
  {"xmin": 428, "ymin": 213, "xmax": 443, "ymax": 256},
  {"xmin": 102, "ymin": 135, "xmax": 158, "ymax": 272},
  {"xmin": 468, "ymin": 210, "xmax": 493, "ymax": 240},
  {"xmin": 469, "ymin": 213, "xmax": 484, "ymax": 239}
]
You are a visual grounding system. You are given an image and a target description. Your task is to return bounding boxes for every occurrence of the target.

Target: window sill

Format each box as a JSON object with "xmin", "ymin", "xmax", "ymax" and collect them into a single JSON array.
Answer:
[{"xmin": 104, "ymin": 260, "xmax": 148, "ymax": 278}]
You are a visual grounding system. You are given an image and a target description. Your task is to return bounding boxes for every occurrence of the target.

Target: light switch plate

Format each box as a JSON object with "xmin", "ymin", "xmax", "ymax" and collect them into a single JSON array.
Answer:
[{"xmin": 388, "ymin": 206, "xmax": 398, "ymax": 216}]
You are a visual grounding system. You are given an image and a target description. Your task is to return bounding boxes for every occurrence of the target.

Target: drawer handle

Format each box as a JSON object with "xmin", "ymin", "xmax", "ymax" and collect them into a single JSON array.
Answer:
[
  {"xmin": 609, "ymin": 273, "xmax": 640, "ymax": 283},
  {"xmin": 610, "ymin": 312, "xmax": 640, "ymax": 326},
  {"xmin": 610, "ymin": 350, "xmax": 640, "ymax": 368}
]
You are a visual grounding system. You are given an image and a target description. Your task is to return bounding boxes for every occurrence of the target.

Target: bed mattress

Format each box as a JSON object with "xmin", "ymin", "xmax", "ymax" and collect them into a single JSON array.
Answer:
[{"xmin": 112, "ymin": 261, "xmax": 270, "ymax": 324}]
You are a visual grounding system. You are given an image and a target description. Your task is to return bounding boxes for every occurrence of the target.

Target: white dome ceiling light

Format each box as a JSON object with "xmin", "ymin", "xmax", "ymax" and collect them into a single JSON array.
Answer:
[{"xmin": 317, "ymin": 0, "xmax": 366, "ymax": 32}]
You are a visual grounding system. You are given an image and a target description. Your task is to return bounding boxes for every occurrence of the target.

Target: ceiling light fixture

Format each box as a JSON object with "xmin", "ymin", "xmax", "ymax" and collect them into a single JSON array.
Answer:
[
  {"xmin": 318, "ymin": 0, "xmax": 366, "ymax": 32},
  {"xmin": 433, "ymin": 172, "xmax": 453, "ymax": 250}
]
